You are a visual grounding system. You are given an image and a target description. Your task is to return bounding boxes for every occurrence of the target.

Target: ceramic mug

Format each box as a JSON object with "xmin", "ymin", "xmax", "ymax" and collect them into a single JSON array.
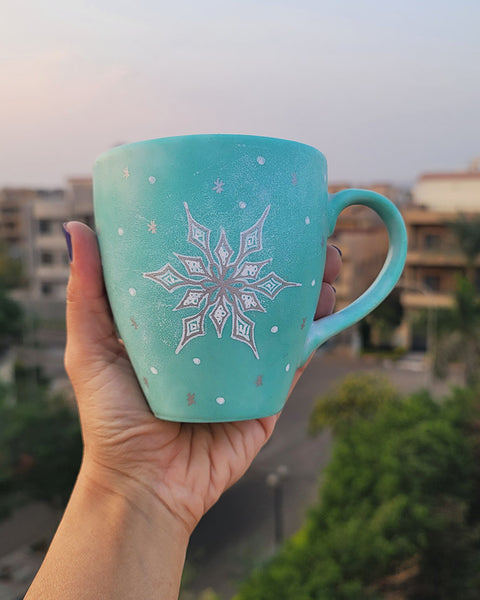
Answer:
[{"xmin": 93, "ymin": 135, "xmax": 407, "ymax": 422}]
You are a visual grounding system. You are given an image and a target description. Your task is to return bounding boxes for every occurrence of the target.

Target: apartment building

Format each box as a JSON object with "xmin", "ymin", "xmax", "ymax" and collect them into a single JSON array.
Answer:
[
  {"xmin": 326, "ymin": 183, "xmax": 402, "ymax": 347},
  {"xmin": 0, "ymin": 179, "xmax": 94, "ymax": 322},
  {"xmin": 399, "ymin": 162, "xmax": 480, "ymax": 349},
  {"xmin": 25, "ymin": 178, "xmax": 94, "ymax": 320},
  {"xmin": 0, "ymin": 188, "xmax": 39, "ymax": 261}
]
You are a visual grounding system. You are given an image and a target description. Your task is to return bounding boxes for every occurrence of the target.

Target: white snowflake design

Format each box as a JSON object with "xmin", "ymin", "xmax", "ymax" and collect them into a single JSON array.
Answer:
[
  {"xmin": 212, "ymin": 178, "xmax": 224, "ymax": 193},
  {"xmin": 143, "ymin": 203, "xmax": 301, "ymax": 358},
  {"xmin": 147, "ymin": 220, "xmax": 157, "ymax": 233}
]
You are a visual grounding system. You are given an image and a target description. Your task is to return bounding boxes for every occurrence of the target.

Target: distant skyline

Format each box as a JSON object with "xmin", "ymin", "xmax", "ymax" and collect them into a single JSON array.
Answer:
[{"xmin": 1, "ymin": 0, "xmax": 479, "ymax": 188}]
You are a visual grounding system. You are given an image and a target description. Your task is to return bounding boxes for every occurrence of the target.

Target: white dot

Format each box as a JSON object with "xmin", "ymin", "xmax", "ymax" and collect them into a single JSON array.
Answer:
[
  {"xmin": 193, "ymin": 358, "xmax": 201, "ymax": 365},
  {"xmin": 271, "ymin": 326, "xmax": 279, "ymax": 333},
  {"xmin": 239, "ymin": 201, "xmax": 247, "ymax": 209},
  {"xmin": 148, "ymin": 176, "xmax": 156, "ymax": 184},
  {"xmin": 311, "ymin": 279, "xmax": 316, "ymax": 287},
  {"xmin": 118, "ymin": 227, "xmax": 124, "ymax": 236},
  {"xmin": 216, "ymin": 397, "xmax": 226, "ymax": 405},
  {"xmin": 256, "ymin": 156, "xmax": 266, "ymax": 165},
  {"xmin": 129, "ymin": 288, "xmax": 137, "ymax": 296},
  {"xmin": 305, "ymin": 216, "xmax": 310, "ymax": 225},
  {"xmin": 285, "ymin": 364, "xmax": 291, "ymax": 372},
  {"xmin": 150, "ymin": 366, "xmax": 158, "ymax": 375}
]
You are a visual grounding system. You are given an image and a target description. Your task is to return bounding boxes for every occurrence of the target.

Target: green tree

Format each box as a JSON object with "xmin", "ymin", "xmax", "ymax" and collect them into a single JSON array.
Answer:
[
  {"xmin": 236, "ymin": 377, "xmax": 480, "ymax": 600},
  {"xmin": 0, "ymin": 283, "xmax": 23, "ymax": 352},
  {"xmin": 0, "ymin": 240, "xmax": 24, "ymax": 289},
  {"xmin": 448, "ymin": 214, "xmax": 480, "ymax": 281},
  {"xmin": 364, "ymin": 289, "xmax": 404, "ymax": 350},
  {"xmin": 434, "ymin": 277, "xmax": 480, "ymax": 387},
  {"xmin": 308, "ymin": 372, "xmax": 398, "ymax": 436},
  {"xmin": 0, "ymin": 384, "xmax": 82, "ymax": 518}
]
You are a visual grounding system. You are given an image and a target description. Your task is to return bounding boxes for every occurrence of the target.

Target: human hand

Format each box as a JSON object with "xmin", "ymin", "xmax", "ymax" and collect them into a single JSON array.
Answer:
[{"xmin": 64, "ymin": 222, "xmax": 342, "ymax": 535}]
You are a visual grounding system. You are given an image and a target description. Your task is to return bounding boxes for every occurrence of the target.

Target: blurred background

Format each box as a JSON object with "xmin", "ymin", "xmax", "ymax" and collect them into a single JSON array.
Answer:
[{"xmin": 1, "ymin": 1, "xmax": 479, "ymax": 598}]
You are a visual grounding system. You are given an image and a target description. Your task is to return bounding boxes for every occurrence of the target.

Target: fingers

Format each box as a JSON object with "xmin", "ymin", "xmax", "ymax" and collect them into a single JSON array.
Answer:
[
  {"xmin": 323, "ymin": 244, "xmax": 342, "ymax": 284},
  {"xmin": 315, "ymin": 245, "xmax": 342, "ymax": 319},
  {"xmin": 64, "ymin": 221, "xmax": 123, "ymax": 375},
  {"xmin": 315, "ymin": 283, "xmax": 336, "ymax": 319}
]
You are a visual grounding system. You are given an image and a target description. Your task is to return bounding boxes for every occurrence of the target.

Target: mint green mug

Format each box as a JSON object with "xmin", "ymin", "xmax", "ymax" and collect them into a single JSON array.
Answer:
[{"xmin": 93, "ymin": 135, "xmax": 407, "ymax": 422}]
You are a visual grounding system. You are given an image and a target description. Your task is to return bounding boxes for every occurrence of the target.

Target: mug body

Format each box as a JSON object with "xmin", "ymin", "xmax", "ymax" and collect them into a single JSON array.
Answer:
[{"xmin": 93, "ymin": 135, "xmax": 328, "ymax": 422}]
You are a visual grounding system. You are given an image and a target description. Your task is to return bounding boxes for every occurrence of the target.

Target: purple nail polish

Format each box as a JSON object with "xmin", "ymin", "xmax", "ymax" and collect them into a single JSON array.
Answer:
[
  {"xmin": 62, "ymin": 223, "xmax": 73, "ymax": 262},
  {"xmin": 331, "ymin": 245, "xmax": 342, "ymax": 257}
]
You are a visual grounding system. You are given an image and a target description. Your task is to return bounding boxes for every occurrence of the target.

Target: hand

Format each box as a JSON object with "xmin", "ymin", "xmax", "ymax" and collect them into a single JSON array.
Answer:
[{"xmin": 64, "ymin": 222, "xmax": 342, "ymax": 535}]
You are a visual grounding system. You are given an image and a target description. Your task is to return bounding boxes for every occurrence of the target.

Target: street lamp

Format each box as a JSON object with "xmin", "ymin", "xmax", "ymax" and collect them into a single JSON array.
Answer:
[{"xmin": 266, "ymin": 465, "xmax": 289, "ymax": 550}]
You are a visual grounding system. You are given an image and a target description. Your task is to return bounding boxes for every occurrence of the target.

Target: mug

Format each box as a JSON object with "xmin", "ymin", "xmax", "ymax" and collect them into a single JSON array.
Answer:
[{"xmin": 93, "ymin": 135, "xmax": 407, "ymax": 422}]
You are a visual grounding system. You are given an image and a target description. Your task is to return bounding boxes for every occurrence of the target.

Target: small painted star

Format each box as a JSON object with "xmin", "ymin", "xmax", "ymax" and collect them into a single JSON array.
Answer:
[
  {"xmin": 187, "ymin": 392, "xmax": 196, "ymax": 406},
  {"xmin": 122, "ymin": 167, "xmax": 130, "ymax": 179},
  {"xmin": 292, "ymin": 172, "xmax": 298, "ymax": 186},
  {"xmin": 212, "ymin": 178, "xmax": 224, "ymax": 193},
  {"xmin": 147, "ymin": 220, "xmax": 157, "ymax": 234},
  {"xmin": 255, "ymin": 375, "xmax": 263, "ymax": 387},
  {"xmin": 301, "ymin": 318, "xmax": 306, "ymax": 330},
  {"xmin": 130, "ymin": 316, "xmax": 139, "ymax": 329},
  {"xmin": 143, "ymin": 376, "xmax": 149, "ymax": 388}
]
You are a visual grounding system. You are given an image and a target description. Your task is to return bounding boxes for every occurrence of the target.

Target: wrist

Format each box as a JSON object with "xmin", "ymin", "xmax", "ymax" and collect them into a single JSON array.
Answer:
[{"xmin": 78, "ymin": 456, "xmax": 191, "ymax": 545}]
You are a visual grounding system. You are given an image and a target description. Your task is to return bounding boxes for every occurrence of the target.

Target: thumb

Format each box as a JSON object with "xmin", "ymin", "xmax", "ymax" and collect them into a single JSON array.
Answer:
[{"xmin": 63, "ymin": 221, "xmax": 123, "ymax": 380}]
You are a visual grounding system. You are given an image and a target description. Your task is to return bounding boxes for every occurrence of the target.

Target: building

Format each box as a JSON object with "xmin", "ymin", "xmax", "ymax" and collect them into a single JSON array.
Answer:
[
  {"xmin": 399, "ymin": 162, "xmax": 480, "ymax": 349},
  {"xmin": 0, "ymin": 180, "xmax": 94, "ymax": 382},
  {"xmin": 326, "ymin": 183, "xmax": 403, "ymax": 347},
  {"xmin": 0, "ymin": 188, "xmax": 39, "ymax": 262},
  {"xmin": 23, "ymin": 178, "xmax": 93, "ymax": 320}
]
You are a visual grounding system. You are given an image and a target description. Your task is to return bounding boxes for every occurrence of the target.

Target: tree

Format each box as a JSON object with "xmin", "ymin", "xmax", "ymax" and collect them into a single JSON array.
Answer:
[
  {"xmin": 0, "ymin": 240, "xmax": 24, "ymax": 289},
  {"xmin": 448, "ymin": 214, "xmax": 480, "ymax": 281},
  {"xmin": 236, "ymin": 377, "xmax": 480, "ymax": 600},
  {"xmin": 0, "ymin": 283, "xmax": 23, "ymax": 352},
  {"xmin": 430, "ymin": 214, "xmax": 480, "ymax": 387},
  {"xmin": 363, "ymin": 289, "xmax": 404, "ymax": 350},
  {"xmin": 0, "ymin": 381, "xmax": 82, "ymax": 518},
  {"xmin": 308, "ymin": 372, "xmax": 398, "ymax": 436},
  {"xmin": 0, "ymin": 243, "xmax": 24, "ymax": 351},
  {"xmin": 434, "ymin": 276, "xmax": 480, "ymax": 387}
]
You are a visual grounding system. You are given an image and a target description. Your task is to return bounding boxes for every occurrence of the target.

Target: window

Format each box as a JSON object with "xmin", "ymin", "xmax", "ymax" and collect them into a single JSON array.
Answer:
[
  {"xmin": 40, "ymin": 252, "xmax": 54, "ymax": 265},
  {"xmin": 423, "ymin": 276, "xmax": 441, "ymax": 291},
  {"xmin": 41, "ymin": 282, "xmax": 53, "ymax": 296},
  {"xmin": 424, "ymin": 234, "xmax": 441, "ymax": 250},
  {"xmin": 38, "ymin": 220, "xmax": 52, "ymax": 234}
]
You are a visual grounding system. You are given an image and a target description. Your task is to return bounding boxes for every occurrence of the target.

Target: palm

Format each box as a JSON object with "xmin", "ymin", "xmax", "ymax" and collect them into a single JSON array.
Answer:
[{"xmin": 77, "ymin": 346, "xmax": 275, "ymax": 532}]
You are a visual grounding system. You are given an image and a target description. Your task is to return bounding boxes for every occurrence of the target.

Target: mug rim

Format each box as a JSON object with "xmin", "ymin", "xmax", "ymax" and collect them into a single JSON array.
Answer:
[{"xmin": 94, "ymin": 134, "xmax": 325, "ymax": 165}]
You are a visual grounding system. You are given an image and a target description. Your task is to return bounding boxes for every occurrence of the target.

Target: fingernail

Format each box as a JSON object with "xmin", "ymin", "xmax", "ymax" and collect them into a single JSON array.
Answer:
[
  {"xmin": 332, "ymin": 245, "xmax": 342, "ymax": 257},
  {"xmin": 62, "ymin": 223, "xmax": 73, "ymax": 262}
]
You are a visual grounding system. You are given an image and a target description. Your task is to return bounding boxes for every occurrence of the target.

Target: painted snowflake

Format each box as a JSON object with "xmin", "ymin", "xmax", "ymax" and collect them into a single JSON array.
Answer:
[{"xmin": 143, "ymin": 203, "xmax": 301, "ymax": 358}]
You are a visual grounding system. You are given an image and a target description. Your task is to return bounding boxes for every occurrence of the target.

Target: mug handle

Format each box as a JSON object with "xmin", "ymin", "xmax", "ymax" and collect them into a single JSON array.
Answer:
[{"xmin": 301, "ymin": 188, "xmax": 408, "ymax": 365}]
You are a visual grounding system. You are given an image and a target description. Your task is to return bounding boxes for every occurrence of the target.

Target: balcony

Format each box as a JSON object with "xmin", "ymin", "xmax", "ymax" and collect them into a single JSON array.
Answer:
[
  {"xmin": 406, "ymin": 247, "xmax": 470, "ymax": 267},
  {"xmin": 401, "ymin": 290, "xmax": 453, "ymax": 310}
]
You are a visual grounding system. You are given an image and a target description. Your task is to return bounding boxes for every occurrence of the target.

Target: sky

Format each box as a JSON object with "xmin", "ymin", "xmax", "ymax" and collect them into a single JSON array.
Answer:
[{"xmin": 1, "ymin": 0, "xmax": 479, "ymax": 188}]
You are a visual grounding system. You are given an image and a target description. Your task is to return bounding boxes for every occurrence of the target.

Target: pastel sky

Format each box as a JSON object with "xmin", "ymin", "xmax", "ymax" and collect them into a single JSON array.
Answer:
[{"xmin": 1, "ymin": 0, "xmax": 479, "ymax": 188}]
